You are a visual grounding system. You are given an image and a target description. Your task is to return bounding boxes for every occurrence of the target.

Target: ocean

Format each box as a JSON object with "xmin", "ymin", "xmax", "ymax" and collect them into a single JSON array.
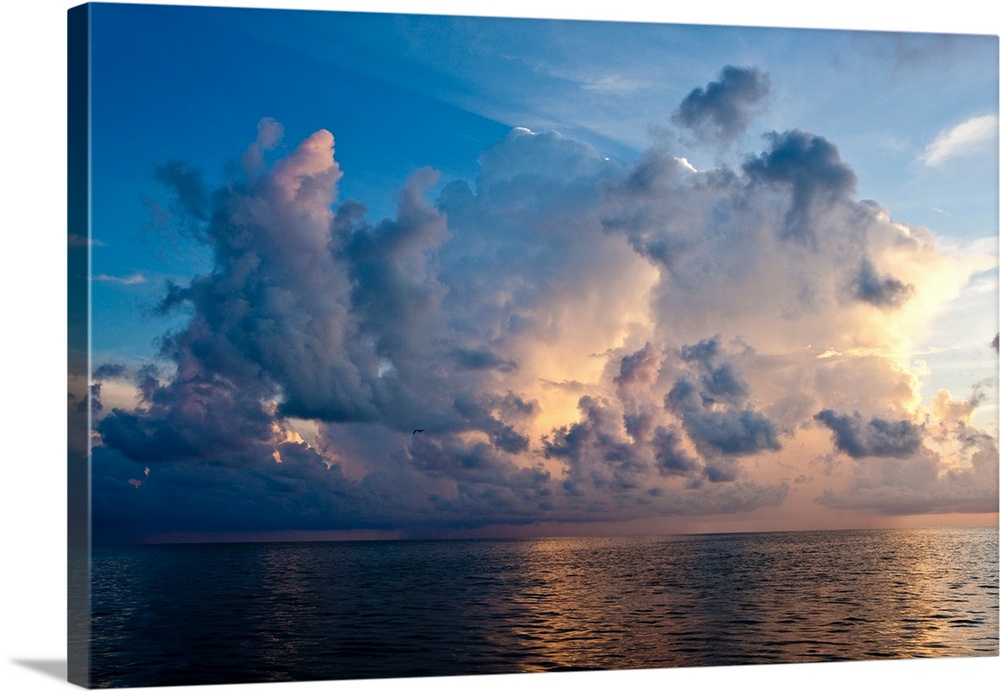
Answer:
[{"xmin": 87, "ymin": 527, "xmax": 999, "ymax": 688}]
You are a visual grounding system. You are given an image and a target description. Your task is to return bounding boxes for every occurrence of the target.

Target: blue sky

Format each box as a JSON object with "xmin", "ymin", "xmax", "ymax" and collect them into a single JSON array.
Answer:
[{"xmin": 69, "ymin": 1, "xmax": 1000, "ymax": 543}]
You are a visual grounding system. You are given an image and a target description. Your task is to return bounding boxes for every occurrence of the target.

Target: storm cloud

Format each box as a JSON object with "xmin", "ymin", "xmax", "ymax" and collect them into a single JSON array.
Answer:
[{"xmin": 89, "ymin": 61, "xmax": 997, "ymax": 539}]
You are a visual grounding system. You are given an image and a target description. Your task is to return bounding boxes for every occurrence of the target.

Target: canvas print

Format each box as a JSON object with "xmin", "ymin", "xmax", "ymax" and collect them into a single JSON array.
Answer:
[{"xmin": 67, "ymin": 2, "xmax": 999, "ymax": 688}]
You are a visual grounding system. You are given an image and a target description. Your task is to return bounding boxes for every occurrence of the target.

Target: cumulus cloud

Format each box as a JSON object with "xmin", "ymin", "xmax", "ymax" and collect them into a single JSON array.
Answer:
[
  {"xmin": 742, "ymin": 129, "xmax": 857, "ymax": 243},
  {"xmin": 921, "ymin": 114, "xmax": 999, "ymax": 166},
  {"xmin": 651, "ymin": 426, "xmax": 700, "ymax": 477},
  {"xmin": 673, "ymin": 65, "xmax": 771, "ymax": 144},
  {"xmin": 91, "ymin": 70, "xmax": 997, "ymax": 539},
  {"xmin": 154, "ymin": 128, "xmax": 380, "ymax": 424},
  {"xmin": 242, "ymin": 116, "xmax": 285, "ymax": 174},
  {"xmin": 816, "ymin": 435, "xmax": 999, "ymax": 515},
  {"xmin": 814, "ymin": 409, "xmax": 924, "ymax": 458},
  {"xmin": 665, "ymin": 338, "xmax": 783, "ymax": 460}
]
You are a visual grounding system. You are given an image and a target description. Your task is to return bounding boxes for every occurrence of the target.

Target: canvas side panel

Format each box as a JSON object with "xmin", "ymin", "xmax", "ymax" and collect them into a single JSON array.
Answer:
[{"xmin": 67, "ymin": 4, "xmax": 92, "ymax": 688}]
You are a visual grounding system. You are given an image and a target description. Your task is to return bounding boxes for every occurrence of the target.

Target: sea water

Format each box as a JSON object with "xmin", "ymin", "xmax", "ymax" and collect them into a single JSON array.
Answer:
[{"xmin": 88, "ymin": 527, "xmax": 999, "ymax": 687}]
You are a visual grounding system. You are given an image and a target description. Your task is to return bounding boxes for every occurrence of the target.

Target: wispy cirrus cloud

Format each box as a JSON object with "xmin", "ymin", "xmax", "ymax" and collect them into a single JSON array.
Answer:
[
  {"xmin": 921, "ymin": 114, "xmax": 998, "ymax": 166},
  {"xmin": 579, "ymin": 74, "xmax": 650, "ymax": 95},
  {"xmin": 94, "ymin": 273, "xmax": 148, "ymax": 285}
]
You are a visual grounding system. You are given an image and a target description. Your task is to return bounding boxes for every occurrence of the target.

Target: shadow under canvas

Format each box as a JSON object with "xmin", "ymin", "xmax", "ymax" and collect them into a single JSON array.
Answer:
[{"xmin": 12, "ymin": 659, "xmax": 67, "ymax": 682}]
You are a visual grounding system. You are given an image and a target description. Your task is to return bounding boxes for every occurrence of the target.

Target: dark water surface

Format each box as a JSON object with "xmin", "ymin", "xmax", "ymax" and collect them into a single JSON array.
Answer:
[{"xmin": 89, "ymin": 527, "xmax": 999, "ymax": 687}]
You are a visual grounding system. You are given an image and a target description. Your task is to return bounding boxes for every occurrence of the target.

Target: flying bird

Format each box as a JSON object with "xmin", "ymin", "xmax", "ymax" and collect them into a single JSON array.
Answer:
[{"xmin": 412, "ymin": 429, "xmax": 424, "ymax": 435}]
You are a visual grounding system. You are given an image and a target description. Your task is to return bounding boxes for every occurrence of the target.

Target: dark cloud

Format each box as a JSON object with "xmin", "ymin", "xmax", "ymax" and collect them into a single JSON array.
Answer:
[
  {"xmin": 851, "ymin": 257, "xmax": 913, "ymax": 308},
  {"xmin": 992, "ymin": 333, "xmax": 999, "ymax": 351},
  {"xmin": 452, "ymin": 393, "xmax": 532, "ymax": 454},
  {"xmin": 665, "ymin": 338, "xmax": 782, "ymax": 458},
  {"xmin": 93, "ymin": 363, "xmax": 129, "ymax": 380},
  {"xmin": 155, "ymin": 160, "xmax": 210, "ymax": 226},
  {"xmin": 544, "ymin": 396, "xmax": 651, "ymax": 494},
  {"xmin": 490, "ymin": 390, "xmax": 538, "ymax": 418},
  {"xmin": 88, "ymin": 363, "xmax": 150, "ymax": 418},
  {"xmin": 743, "ymin": 130, "xmax": 857, "ymax": 243},
  {"xmin": 68, "ymin": 385, "xmax": 93, "ymax": 416},
  {"xmin": 601, "ymin": 155, "xmax": 741, "ymax": 276},
  {"xmin": 408, "ymin": 435, "xmax": 547, "ymax": 493},
  {"xmin": 97, "ymin": 362, "xmax": 276, "ymax": 465},
  {"xmin": 651, "ymin": 426, "xmax": 700, "ymax": 477},
  {"xmin": 536, "ymin": 392, "xmax": 781, "ymax": 517},
  {"xmin": 703, "ymin": 459, "xmax": 742, "ymax": 484},
  {"xmin": 154, "ymin": 130, "xmax": 381, "ymax": 424},
  {"xmin": 673, "ymin": 65, "xmax": 771, "ymax": 144},
  {"xmin": 450, "ymin": 347, "xmax": 518, "ymax": 372},
  {"xmin": 89, "ymin": 441, "xmax": 380, "ymax": 542},
  {"xmin": 668, "ymin": 387, "xmax": 783, "ymax": 457},
  {"xmin": 814, "ymin": 409, "xmax": 923, "ymax": 458},
  {"xmin": 614, "ymin": 343, "xmax": 668, "ymax": 445},
  {"xmin": 337, "ymin": 168, "xmax": 469, "ymax": 427},
  {"xmin": 680, "ymin": 337, "xmax": 750, "ymax": 403}
]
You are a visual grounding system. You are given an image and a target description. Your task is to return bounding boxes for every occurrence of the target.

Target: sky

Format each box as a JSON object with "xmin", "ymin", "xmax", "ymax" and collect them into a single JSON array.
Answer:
[{"xmin": 67, "ymin": 1, "xmax": 1000, "ymax": 544}]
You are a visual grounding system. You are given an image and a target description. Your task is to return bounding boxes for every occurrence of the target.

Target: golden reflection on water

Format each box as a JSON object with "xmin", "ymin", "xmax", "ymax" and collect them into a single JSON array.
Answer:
[
  {"xmin": 489, "ymin": 538, "xmax": 604, "ymax": 671},
  {"xmin": 476, "ymin": 529, "xmax": 998, "ymax": 670},
  {"xmin": 483, "ymin": 536, "xmax": 683, "ymax": 671}
]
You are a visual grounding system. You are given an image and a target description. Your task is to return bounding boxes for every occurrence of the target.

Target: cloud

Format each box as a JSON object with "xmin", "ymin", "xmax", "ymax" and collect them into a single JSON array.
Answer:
[
  {"xmin": 814, "ymin": 409, "xmax": 923, "ymax": 458},
  {"xmin": 673, "ymin": 65, "xmax": 771, "ymax": 144},
  {"xmin": 91, "ymin": 83, "xmax": 997, "ymax": 539},
  {"xmin": 667, "ymin": 381, "xmax": 782, "ymax": 457},
  {"xmin": 580, "ymin": 74, "xmax": 649, "ymax": 95},
  {"xmin": 154, "ymin": 129, "xmax": 380, "ymax": 424},
  {"xmin": 450, "ymin": 347, "xmax": 518, "ymax": 372},
  {"xmin": 544, "ymin": 395, "xmax": 653, "ymax": 494},
  {"xmin": 921, "ymin": 114, "xmax": 999, "ymax": 166},
  {"xmin": 743, "ymin": 129, "xmax": 857, "ymax": 243},
  {"xmin": 94, "ymin": 273, "xmax": 148, "ymax": 285},
  {"xmin": 850, "ymin": 257, "xmax": 912, "ymax": 309},
  {"xmin": 816, "ymin": 435, "xmax": 998, "ymax": 515},
  {"xmin": 661, "ymin": 338, "xmax": 783, "ymax": 461},
  {"xmin": 651, "ymin": 426, "xmax": 700, "ymax": 477},
  {"xmin": 241, "ymin": 116, "xmax": 285, "ymax": 174},
  {"xmin": 541, "ymin": 394, "xmax": 786, "ymax": 516},
  {"xmin": 154, "ymin": 160, "xmax": 210, "ymax": 224},
  {"xmin": 93, "ymin": 363, "xmax": 129, "ymax": 380},
  {"xmin": 932, "ymin": 388, "xmax": 984, "ymax": 424}
]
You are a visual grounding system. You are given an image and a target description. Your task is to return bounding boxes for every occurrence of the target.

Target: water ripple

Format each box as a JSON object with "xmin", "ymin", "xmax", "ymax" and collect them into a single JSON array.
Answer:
[{"xmin": 89, "ymin": 527, "xmax": 998, "ymax": 687}]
